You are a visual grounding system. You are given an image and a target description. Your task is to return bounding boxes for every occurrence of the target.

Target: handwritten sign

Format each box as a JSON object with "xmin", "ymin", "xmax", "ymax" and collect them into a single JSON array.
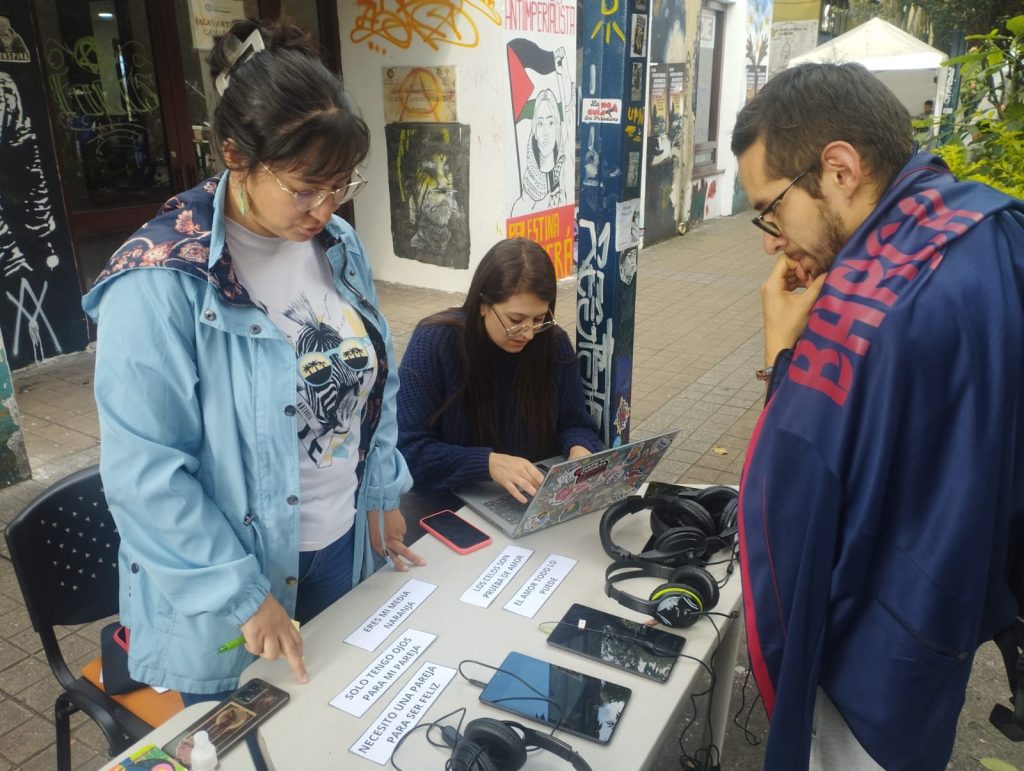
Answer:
[
  {"xmin": 330, "ymin": 629, "xmax": 436, "ymax": 718},
  {"xmin": 345, "ymin": 579, "xmax": 436, "ymax": 651},
  {"xmin": 349, "ymin": 662, "xmax": 456, "ymax": 765},
  {"xmin": 504, "ymin": 554, "xmax": 577, "ymax": 618},
  {"xmin": 460, "ymin": 546, "xmax": 534, "ymax": 607}
]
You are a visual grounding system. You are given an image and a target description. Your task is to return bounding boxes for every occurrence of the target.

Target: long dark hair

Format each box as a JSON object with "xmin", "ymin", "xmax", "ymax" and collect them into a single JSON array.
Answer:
[
  {"xmin": 209, "ymin": 19, "xmax": 369, "ymax": 179},
  {"xmin": 422, "ymin": 238, "xmax": 559, "ymax": 456}
]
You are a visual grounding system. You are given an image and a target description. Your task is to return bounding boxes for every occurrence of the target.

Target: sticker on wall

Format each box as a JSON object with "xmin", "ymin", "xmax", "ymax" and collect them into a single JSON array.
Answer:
[
  {"xmin": 385, "ymin": 123, "xmax": 470, "ymax": 269},
  {"xmin": 382, "ymin": 66, "xmax": 457, "ymax": 123},
  {"xmin": 0, "ymin": 15, "xmax": 29, "ymax": 62},
  {"xmin": 615, "ymin": 200, "xmax": 641, "ymax": 251},
  {"xmin": 630, "ymin": 14, "xmax": 648, "ymax": 58},
  {"xmin": 581, "ymin": 97, "xmax": 621, "ymax": 124},
  {"xmin": 620, "ymin": 246, "xmax": 638, "ymax": 286}
]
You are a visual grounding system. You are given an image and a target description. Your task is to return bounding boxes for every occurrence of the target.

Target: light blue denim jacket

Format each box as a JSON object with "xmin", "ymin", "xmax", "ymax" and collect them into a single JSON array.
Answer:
[{"xmin": 82, "ymin": 174, "xmax": 412, "ymax": 693}]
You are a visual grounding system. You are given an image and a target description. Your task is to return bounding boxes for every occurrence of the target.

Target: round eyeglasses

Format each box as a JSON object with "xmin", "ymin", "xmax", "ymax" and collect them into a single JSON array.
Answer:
[
  {"xmin": 260, "ymin": 162, "xmax": 368, "ymax": 212},
  {"xmin": 488, "ymin": 305, "xmax": 555, "ymax": 338}
]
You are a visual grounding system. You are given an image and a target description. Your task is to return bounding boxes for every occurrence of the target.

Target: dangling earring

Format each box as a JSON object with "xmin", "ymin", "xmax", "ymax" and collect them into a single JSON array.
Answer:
[{"xmin": 238, "ymin": 184, "xmax": 248, "ymax": 217}]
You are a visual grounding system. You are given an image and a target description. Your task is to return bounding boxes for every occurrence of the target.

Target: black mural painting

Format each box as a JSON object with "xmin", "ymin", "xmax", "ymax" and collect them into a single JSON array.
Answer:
[{"xmin": 0, "ymin": 2, "xmax": 88, "ymax": 369}]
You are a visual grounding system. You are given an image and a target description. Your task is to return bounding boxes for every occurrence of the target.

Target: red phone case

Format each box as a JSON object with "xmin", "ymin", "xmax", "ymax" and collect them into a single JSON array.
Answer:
[{"xmin": 420, "ymin": 510, "xmax": 492, "ymax": 554}]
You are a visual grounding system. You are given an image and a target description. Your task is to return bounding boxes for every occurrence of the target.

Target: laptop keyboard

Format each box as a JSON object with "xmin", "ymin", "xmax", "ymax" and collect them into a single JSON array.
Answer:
[{"xmin": 483, "ymin": 495, "xmax": 529, "ymax": 524}]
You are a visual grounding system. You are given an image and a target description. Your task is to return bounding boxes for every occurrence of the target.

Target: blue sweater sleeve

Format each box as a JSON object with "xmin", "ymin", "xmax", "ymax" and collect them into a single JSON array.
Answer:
[
  {"xmin": 397, "ymin": 323, "xmax": 493, "ymax": 491},
  {"xmin": 552, "ymin": 330, "xmax": 604, "ymax": 454}
]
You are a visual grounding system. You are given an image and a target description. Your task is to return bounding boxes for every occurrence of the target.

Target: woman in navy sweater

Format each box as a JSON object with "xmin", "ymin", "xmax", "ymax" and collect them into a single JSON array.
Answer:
[{"xmin": 397, "ymin": 238, "xmax": 603, "ymax": 502}]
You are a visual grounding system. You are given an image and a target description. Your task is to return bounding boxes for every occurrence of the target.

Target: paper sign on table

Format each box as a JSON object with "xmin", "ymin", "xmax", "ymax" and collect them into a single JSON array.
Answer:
[
  {"xmin": 460, "ymin": 545, "xmax": 533, "ymax": 607},
  {"xmin": 504, "ymin": 554, "xmax": 577, "ymax": 618},
  {"xmin": 330, "ymin": 628, "xmax": 436, "ymax": 717},
  {"xmin": 345, "ymin": 579, "xmax": 437, "ymax": 651},
  {"xmin": 349, "ymin": 661, "xmax": 456, "ymax": 765}
]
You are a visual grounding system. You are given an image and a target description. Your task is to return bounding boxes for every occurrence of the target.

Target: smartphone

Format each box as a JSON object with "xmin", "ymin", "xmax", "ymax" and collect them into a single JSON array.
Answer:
[
  {"xmin": 644, "ymin": 481, "xmax": 702, "ymax": 499},
  {"xmin": 420, "ymin": 509, "xmax": 492, "ymax": 554},
  {"xmin": 162, "ymin": 678, "xmax": 289, "ymax": 764},
  {"xmin": 546, "ymin": 603, "xmax": 685, "ymax": 682},
  {"xmin": 479, "ymin": 651, "xmax": 632, "ymax": 744}
]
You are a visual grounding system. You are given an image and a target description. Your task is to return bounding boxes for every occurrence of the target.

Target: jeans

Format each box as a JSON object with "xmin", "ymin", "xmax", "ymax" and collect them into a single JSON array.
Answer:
[{"xmin": 295, "ymin": 526, "xmax": 356, "ymax": 624}]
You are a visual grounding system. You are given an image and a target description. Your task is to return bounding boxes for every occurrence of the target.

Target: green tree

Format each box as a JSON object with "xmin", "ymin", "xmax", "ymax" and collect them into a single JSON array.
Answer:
[{"xmin": 933, "ymin": 14, "xmax": 1024, "ymax": 198}]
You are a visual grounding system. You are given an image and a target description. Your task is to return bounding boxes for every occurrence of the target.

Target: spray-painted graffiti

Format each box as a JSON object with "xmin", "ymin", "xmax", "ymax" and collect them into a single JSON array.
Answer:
[
  {"xmin": 576, "ymin": 217, "xmax": 616, "ymax": 436},
  {"xmin": 1, "ymin": 6, "xmax": 89, "ymax": 370},
  {"xmin": 590, "ymin": 0, "xmax": 626, "ymax": 44},
  {"xmin": 351, "ymin": 0, "xmax": 501, "ymax": 53},
  {"xmin": 382, "ymin": 66, "xmax": 457, "ymax": 122},
  {"xmin": 6, "ymin": 277, "xmax": 61, "ymax": 362}
]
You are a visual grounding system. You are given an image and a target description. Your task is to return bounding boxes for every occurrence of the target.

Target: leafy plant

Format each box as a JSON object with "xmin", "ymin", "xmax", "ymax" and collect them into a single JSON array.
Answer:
[{"xmin": 933, "ymin": 14, "xmax": 1024, "ymax": 198}]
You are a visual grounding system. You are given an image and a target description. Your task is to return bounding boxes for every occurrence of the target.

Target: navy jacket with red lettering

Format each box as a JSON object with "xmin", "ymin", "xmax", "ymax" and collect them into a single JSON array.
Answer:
[{"xmin": 739, "ymin": 153, "xmax": 1024, "ymax": 769}]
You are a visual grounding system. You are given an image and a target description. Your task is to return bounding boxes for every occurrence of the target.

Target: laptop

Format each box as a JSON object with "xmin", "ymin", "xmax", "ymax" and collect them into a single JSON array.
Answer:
[{"xmin": 455, "ymin": 429, "xmax": 679, "ymax": 538}]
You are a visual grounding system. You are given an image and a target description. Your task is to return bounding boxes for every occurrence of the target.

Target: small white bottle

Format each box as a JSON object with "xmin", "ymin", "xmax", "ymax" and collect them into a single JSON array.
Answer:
[{"xmin": 190, "ymin": 730, "xmax": 219, "ymax": 771}]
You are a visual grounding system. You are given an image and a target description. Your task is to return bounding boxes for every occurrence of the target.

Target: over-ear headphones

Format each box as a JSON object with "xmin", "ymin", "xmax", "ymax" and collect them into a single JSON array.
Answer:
[
  {"xmin": 649, "ymin": 485, "xmax": 738, "ymax": 559},
  {"xmin": 446, "ymin": 718, "xmax": 592, "ymax": 771},
  {"xmin": 605, "ymin": 559, "xmax": 720, "ymax": 628},
  {"xmin": 599, "ymin": 495, "xmax": 709, "ymax": 567}
]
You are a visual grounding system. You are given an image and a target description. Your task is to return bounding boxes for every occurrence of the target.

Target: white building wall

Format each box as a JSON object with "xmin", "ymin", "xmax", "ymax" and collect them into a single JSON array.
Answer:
[
  {"xmin": 336, "ymin": 9, "xmax": 509, "ymax": 294},
  {"xmin": 713, "ymin": 0, "xmax": 748, "ymax": 218}
]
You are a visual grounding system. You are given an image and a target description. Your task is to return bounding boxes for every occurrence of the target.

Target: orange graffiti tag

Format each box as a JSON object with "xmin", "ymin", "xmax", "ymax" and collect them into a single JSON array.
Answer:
[{"xmin": 351, "ymin": 0, "xmax": 501, "ymax": 53}]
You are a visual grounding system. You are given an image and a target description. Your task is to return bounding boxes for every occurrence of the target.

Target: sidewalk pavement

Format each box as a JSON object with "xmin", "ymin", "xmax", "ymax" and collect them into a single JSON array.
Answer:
[{"xmin": 0, "ymin": 213, "xmax": 1019, "ymax": 769}]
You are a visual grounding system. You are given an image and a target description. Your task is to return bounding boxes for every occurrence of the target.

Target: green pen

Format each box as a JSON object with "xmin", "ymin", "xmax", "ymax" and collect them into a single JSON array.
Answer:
[{"xmin": 215, "ymin": 635, "xmax": 246, "ymax": 654}]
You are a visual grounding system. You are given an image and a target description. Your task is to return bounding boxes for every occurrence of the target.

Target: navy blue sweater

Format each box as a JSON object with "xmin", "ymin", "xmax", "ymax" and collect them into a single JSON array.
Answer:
[{"xmin": 397, "ymin": 319, "xmax": 603, "ymax": 493}]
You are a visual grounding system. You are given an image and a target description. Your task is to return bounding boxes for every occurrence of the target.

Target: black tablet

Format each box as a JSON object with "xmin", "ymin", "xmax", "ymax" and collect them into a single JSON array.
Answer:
[
  {"xmin": 479, "ymin": 651, "xmax": 631, "ymax": 744},
  {"xmin": 546, "ymin": 603, "xmax": 685, "ymax": 682}
]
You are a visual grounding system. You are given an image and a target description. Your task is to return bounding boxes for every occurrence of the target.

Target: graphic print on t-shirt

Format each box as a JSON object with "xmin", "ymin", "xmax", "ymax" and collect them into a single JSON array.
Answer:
[{"xmin": 285, "ymin": 296, "xmax": 376, "ymax": 467}]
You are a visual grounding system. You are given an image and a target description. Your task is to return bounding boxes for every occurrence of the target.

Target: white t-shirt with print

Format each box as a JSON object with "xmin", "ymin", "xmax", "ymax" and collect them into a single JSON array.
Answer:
[{"xmin": 226, "ymin": 219, "xmax": 378, "ymax": 550}]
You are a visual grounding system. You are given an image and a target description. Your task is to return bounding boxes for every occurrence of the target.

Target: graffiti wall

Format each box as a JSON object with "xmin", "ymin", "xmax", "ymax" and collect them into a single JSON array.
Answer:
[
  {"xmin": 0, "ymin": 2, "xmax": 88, "ymax": 369},
  {"xmin": 504, "ymin": 3, "xmax": 577, "ymax": 278},
  {"xmin": 384, "ymin": 122, "xmax": 471, "ymax": 269}
]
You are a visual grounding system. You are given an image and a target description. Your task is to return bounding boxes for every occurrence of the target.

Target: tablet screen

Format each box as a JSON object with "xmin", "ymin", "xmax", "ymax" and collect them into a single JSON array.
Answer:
[
  {"xmin": 546, "ymin": 603, "xmax": 685, "ymax": 682},
  {"xmin": 479, "ymin": 651, "xmax": 631, "ymax": 744}
]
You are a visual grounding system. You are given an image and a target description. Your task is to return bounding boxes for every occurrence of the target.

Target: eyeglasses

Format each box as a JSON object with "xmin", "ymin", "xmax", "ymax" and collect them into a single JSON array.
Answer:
[
  {"xmin": 259, "ymin": 162, "xmax": 367, "ymax": 212},
  {"xmin": 488, "ymin": 305, "xmax": 555, "ymax": 338},
  {"xmin": 751, "ymin": 169, "xmax": 810, "ymax": 237}
]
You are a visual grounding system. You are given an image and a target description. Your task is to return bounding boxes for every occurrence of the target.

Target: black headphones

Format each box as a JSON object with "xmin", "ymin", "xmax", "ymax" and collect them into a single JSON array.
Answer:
[
  {"xmin": 446, "ymin": 718, "xmax": 592, "ymax": 771},
  {"xmin": 605, "ymin": 559, "xmax": 720, "ymax": 628},
  {"xmin": 649, "ymin": 485, "xmax": 739, "ymax": 559},
  {"xmin": 600, "ymin": 494, "xmax": 710, "ymax": 567}
]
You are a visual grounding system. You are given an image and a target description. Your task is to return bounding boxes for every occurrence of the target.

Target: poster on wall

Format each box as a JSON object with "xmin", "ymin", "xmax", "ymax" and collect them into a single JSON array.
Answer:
[
  {"xmin": 188, "ymin": 0, "xmax": 244, "ymax": 51},
  {"xmin": 504, "ymin": 2, "xmax": 577, "ymax": 278},
  {"xmin": 643, "ymin": 63, "xmax": 685, "ymax": 246},
  {"xmin": 0, "ymin": 2, "xmax": 89, "ymax": 369},
  {"xmin": 385, "ymin": 123, "xmax": 470, "ymax": 269},
  {"xmin": 382, "ymin": 66, "xmax": 457, "ymax": 123}
]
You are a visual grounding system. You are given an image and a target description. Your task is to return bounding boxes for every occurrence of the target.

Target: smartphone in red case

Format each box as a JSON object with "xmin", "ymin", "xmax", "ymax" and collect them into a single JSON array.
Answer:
[{"xmin": 420, "ymin": 509, "xmax": 492, "ymax": 554}]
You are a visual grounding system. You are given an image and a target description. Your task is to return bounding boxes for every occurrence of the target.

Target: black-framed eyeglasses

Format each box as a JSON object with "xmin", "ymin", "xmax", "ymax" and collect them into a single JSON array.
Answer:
[
  {"xmin": 259, "ymin": 162, "xmax": 368, "ymax": 212},
  {"xmin": 488, "ymin": 305, "xmax": 555, "ymax": 338},
  {"xmin": 751, "ymin": 170, "xmax": 810, "ymax": 237}
]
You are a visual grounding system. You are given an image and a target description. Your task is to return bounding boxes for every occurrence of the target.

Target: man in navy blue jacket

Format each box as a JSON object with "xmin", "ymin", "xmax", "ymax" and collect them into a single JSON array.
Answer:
[{"xmin": 733, "ymin": 62, "xmax": 1024, "ymax": 769}]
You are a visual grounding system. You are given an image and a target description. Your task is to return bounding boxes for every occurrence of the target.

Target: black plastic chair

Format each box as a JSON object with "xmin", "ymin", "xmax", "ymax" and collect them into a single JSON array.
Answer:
[{"xmin": 4, "ymin": 464, "xmax": 182, "ymax": 769}]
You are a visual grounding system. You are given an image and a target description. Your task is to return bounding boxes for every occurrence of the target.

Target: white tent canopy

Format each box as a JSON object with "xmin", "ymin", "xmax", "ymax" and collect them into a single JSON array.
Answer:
[
  {"xmin": 788, "ymin": 18, "xmax": 944, "ymax": 115},
  {"xmin": 789, "ymin": 17, "xmax": 944, "ymax": 71}
]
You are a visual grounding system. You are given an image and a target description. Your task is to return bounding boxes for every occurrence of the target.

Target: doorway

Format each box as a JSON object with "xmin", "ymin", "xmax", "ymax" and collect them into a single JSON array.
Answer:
[{"xmin": 32, "ymin": 0, "xmax": 339, "ymax": 288}]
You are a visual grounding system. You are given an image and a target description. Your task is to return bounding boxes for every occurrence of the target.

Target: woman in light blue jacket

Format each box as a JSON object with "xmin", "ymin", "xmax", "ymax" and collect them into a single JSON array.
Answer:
[{"xmin": 82, "ymin": 19, "xmax": 424, "ymax": 701}]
